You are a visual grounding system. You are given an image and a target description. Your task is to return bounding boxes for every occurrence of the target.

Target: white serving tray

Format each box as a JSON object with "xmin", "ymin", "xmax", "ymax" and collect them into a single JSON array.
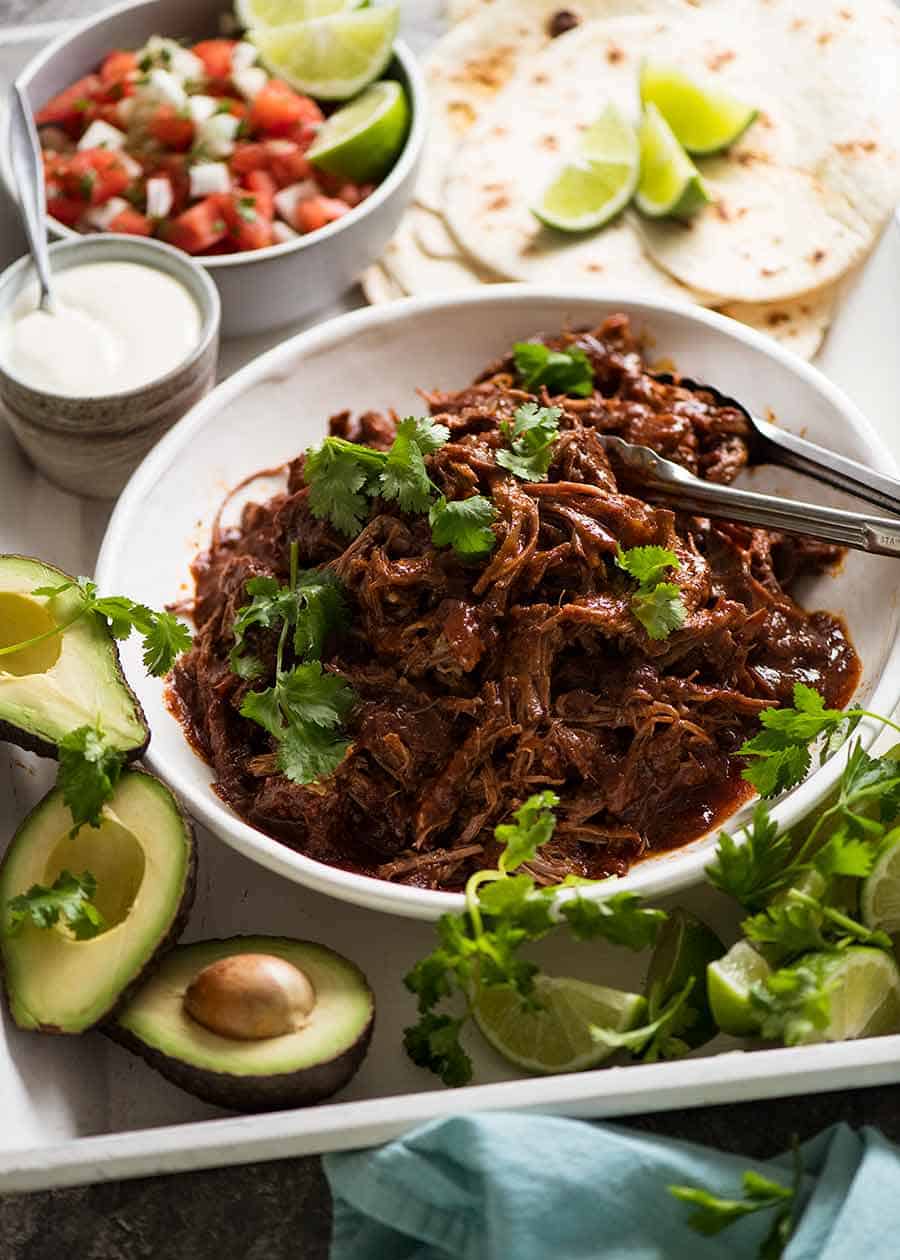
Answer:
[{"xmin": 3, "ymin": 12, "xmax": 900, "ymax": 1195}]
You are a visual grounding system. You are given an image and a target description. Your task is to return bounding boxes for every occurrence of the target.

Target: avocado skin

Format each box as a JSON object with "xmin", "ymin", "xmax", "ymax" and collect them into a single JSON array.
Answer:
[
  {"xmin": 0, "ymin": 771, "xmax": 197, "ymax": 1034},
  {"xmin": 0, "ymin": 555, "xmax": 150, "ymax": 762},
  {"xmin": 107, "ymin": 1010, "xmax": 374, "ymax": 1112}
]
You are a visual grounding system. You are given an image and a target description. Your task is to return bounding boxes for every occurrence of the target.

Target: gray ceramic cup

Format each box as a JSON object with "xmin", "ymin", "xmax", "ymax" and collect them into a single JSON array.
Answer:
[{"xmin": 0, "ymin": 234, "xmax": 220, "ymax": 499}]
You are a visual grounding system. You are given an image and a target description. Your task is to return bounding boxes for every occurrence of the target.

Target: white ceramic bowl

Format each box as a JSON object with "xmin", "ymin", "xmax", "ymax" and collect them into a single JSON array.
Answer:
[
  {"xmin": 97, "ymin": 288, "xmax": 900, "ymax": 920},
  {"xmin": 3, "ymin": 0, "xmax": 426, "ymax": 338}
]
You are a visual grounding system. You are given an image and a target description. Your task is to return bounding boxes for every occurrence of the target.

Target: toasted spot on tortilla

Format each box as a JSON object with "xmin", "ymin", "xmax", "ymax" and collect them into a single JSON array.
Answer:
[
  {"xmin": 765, "ymin": 311, "xmax": 791, "ymax": 326},
  {"xmin": 706, "ymin": 48, "xmax": 736, "ymax": 71},
  {"xmin": 540, "ymin": 134, "xmax": 559, "ymax": 151},
  {"xmin": 447, "ymin": 101, "xmax": 477, "ymax": 133},
  {"xmin": 606, "ymin": 42, "xmax": 625, "ymax": 63},
  {"xmin": 817, "ymin": 29, "xmax": 834, "ymax": 45},
  {"xmin": 808, "ymin": 248, "xmax": 827, "ymax": 264}
]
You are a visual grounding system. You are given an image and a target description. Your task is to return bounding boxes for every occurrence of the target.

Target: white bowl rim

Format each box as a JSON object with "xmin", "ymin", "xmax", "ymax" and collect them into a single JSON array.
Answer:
[
  {"xmin": 7, "ymin": 0, "xmax": 427, "ymax": 270},
  {"xmin": 97, "ymin": 285, "xmax": 900, "ymax": 921}
]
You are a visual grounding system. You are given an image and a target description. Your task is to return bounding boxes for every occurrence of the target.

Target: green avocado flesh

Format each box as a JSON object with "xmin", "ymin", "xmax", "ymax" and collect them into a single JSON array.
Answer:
[
  {"xmin": 0, "ymin": 555, "xmax": 149, "ymax": 758},
  {"xmin": 114, "ymin": 936, "xmax": 375, "ymax": 1111},
  {"xmin": 0, "ymin": 770, "xmax": 194, "ymax": 1032}
]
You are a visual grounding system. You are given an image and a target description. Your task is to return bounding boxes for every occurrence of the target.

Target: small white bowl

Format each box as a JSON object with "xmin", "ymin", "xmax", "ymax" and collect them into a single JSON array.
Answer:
[
  {"xmin": 0, "ymin": 234, "xmax": 220, "ymax": 498},
  {"xmin": 4, "ymin": 0, "xmax": 427, "ymax": 338},
  {"xmin": 97, "ymin": 288, "xmax": 900, "ymax": 920}
]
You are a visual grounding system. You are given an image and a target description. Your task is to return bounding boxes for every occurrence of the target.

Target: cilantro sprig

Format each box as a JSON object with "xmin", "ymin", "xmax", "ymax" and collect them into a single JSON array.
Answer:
[
  {"xmin": 403, "ymin": 791, "xmax": 666, "ymax": 1086},
  {"xmin": 0, "ymin": 576, "xmax": 191, "ymax": 678},
  {"xmin": 4, "ymin": 870, "xmax": 105, "ymax": 941},
  {"xmin": 496, "ymin": 403, "xmax": 561, "ymax": 482},
  {"xmin": 237, "ymin": 543, "xmax": 356, "ymax": 785},
  {"xmin": 513, "ymin": 341, "xmax": 594, "ymax": 398},
  {"xmin": 58, "ymin": 722, "xmax": 126, "ymax": 831},
  {"xmin": 304, "ymin": 418, "xmax": 496, "ymax": 559},
  {"xmin": 670, "ymin": 1140, "xmax": 803, "ymax": 1260},
  {"xmin": 614, "ymin": 544, "xmax": 686, "ymax": 640}
]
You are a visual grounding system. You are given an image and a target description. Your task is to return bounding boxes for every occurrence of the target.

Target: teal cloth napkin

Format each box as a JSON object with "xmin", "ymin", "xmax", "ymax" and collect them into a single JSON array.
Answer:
[{"xmin": 323, "ymin": 1114, "xmax": 900, "ymax": 1259}]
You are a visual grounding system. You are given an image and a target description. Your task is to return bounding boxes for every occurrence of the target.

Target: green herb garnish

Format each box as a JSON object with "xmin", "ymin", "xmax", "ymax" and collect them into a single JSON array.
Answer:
[
  {"xmin": 513, "ymin": 341, "xmax": 594, "ymax": 398},
  {"xmin": 496, "ymin": 402, "xmax": 561, "ymax": 481},
  {"xmin": 614, "ymin": 544, "xmax": 686, "ymax": 640},
  {"xmin": 230, "ymin": 565, "xmax": 348, "ymax": 681},
  {"xmin": 428, "ymin": 495, "xmax": 496, "ymax": 560},
  {"xmin": 57, "ymin": 722, "xmax": 126, "ymax": 831},
  {"xmin": 5, "ymin": 870, "xmax": 105, "ymax": 941}
]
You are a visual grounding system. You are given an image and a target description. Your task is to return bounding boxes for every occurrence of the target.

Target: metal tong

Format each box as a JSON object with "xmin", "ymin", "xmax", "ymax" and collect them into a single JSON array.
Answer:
[{"xmin": 596, "ymin": 373, "xmax": 900, "ymax": 558}]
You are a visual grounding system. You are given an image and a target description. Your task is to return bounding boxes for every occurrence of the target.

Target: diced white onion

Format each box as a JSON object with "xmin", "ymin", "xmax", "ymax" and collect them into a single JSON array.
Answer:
[
  {"xmin": 189, "ymin": 161, "xmax": 232, "ymax": 199},
  {"xmin": 272, "ymin": 220, "xmax": 299, "ymax": 244},
  {"xmin": 232, "ymin": 66, "xmax": 268, "ymax": 101},
  {"xmin": 140, "ymin": 68, "xmax": 187, "ymax": 110},
  {"xmin": 140, "ymin": 37, "xmax": 205, "ymax": 83},
  {"xmin": 188, "ymin": 94, "xmax": 218, "ymax": 125},
  {"xmin": 231, "ymin": 41, "xmax": 258, "ymax": 73},
  {"xmin": 264, "ymin": 139, "xmax": 296, "ymax": 156},
  {"xmin": 196, "ymin": 112, "xmax": 241, "ymax": 158},
  {"xmin": 117, "ymin": 151, "xmax": 143, "ymax": 180},
  {"xmin": 77, "ymin": 119, "xmax": 127, "ymax": 151},
  {"xmin": 273, "ymin": 180, "xmax": 318, "ymax": 222},
  {"xmin": 146, "ymin": 176, "xmax": 174, "ymax": 219},
  {"xmin": 116, "ymin": 96, "xmax": 136, "ymax": 126},
  {"xmin": 85, "ymin": 197, "xmax": 129, "ymax": 230}
]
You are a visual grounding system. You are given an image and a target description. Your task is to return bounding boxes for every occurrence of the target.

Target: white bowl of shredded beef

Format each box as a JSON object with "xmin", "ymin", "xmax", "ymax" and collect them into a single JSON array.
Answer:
[{"xmin": 97, "ymin": 289, "xmax": 900, "ymax": 920}]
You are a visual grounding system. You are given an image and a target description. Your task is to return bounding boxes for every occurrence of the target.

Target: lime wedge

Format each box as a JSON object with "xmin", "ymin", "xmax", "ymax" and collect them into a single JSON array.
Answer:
[
  {"xmin": 635, "ymin": 103, "xmax": 710, "ymax": 221},
  {"xmin": 252, "ymin": 5, "xmax": 400, "ymax": 101},
  {"xmin": 532, "ymin": 104, "xmax": 639, "ymax": 233},
  {"xmin": 796, "ymin": 947, "xmax": 900, "ymax": 1043},
  {"xmin": 236, "ymin": 0, "xmax": 365, "ymax": 28},
  {"xmin": 640, "ymin": 61, "xmax": 757, "ymax": 157},
  {"xmin": 861, "ymin": 828, "xmax": 900, "ymax": 934},
  {"xmin": 308, "ymin": 80, "xmax": 408, "ymax": 182},
  {"xmin": 645, "ymin": 908, "xmax": 724, "ymax": 1048},
  {"xmin": 474, "ymin": 975, "xmax": 646, "ymax": 1075},
  {"xmin": 707, "ymin": 939, "xmax": 770, "ymax": 1037}
]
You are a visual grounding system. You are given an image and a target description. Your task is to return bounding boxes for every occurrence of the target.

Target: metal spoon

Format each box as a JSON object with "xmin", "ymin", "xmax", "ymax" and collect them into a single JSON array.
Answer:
[{"xmin": 7, "ymin": 82, "xmax": 56, "ymax": 314}]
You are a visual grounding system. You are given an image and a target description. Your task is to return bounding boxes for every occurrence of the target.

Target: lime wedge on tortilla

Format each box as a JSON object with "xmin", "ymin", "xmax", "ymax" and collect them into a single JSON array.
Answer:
[
  {"xmin": 635, "ymin": 103, "xmax": 710, "ymax": 221},
  {"xmin": 795, "ymin": 948, "xmax": 900, "ymax": 1043},
  {"xmin": 861, "ymin": 827, "xmax": 900, "ymax": 934},
  {"xmin": 236, "ymin": 0, "xmax": 365, "ymax": 28},
  {"xmin": 474, "ymin": 975, "xmax": 646, "ymax": 1074},
  {"xmin": 252, "ymin": 5, "xmax": 400, "ymax": 100},
  {"xmin": 640, "ymin": 61, "xmax": 757, "ymax": 157},
  {"xmin": 308, "ymin": 80, "xmax": 408, "ymax": 182},
  {"xmin": 532, "ymin": 104, "xmax": 639, "ymax": 233},
  {"xmin": 707, "ymin": 939, "xmax": 770, "ymax": 1036}
]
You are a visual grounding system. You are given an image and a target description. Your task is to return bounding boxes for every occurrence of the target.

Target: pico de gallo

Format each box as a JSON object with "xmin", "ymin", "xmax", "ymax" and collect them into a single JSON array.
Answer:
[{"xmin": 35, "ymin": 36, "xmax": 377, "ymax": 254}]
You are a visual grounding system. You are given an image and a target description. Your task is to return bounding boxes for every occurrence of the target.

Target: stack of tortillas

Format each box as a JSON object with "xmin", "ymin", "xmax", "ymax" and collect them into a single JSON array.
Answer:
[{"xmin": 362, "ymin": 0, "xmax": 900, "ymax": 360}]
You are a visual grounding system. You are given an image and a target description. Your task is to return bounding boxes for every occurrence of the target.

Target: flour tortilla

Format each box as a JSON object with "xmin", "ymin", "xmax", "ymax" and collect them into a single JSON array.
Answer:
[
  {"xmin": 360, "ymin": 262, "xmax": 406, "ymax": 305},
  {"xmin": 382, "ymin": 216, "xmax": 499, "ymax": 295},
  {"xmin": 718, "ymin": 287, "xmax": 838, "ymax": 361},
  {"xmin": 631, "ymin": 0, "xmax": 900, "ymax": 301},
  {"xmin": 419, "ymin": 0, "xmax": 708, "ymax": 210},
  {"xmin": 442, "ymin": 16, "xmax": 712, "ymax": 302},
  {"xmin": 411, "ymin": 206, "xmax": 465, "ymax": 259}
]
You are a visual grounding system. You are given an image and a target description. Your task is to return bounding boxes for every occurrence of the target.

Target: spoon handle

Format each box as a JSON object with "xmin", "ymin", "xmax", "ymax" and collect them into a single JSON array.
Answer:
[{"xmin": 8, "ymin": 83, "xmax": 55, "ymax": 313}]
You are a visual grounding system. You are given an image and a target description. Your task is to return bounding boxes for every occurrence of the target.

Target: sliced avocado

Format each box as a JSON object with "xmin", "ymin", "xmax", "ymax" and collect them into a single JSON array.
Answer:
[
  {"xmin": 0, "ymin": 555, "xmax": 148, "ymax": 759},
  {"xmin": 111, "ymin": 936, "xmax": 375, "ymax": 1112},
  {"xmin": 0, "ymin": 769, "xmax": 195, "ymax": 1032}
]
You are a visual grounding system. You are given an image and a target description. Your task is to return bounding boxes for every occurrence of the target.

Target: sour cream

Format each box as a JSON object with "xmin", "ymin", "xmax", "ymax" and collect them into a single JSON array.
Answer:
[{"xmin": 0, "ymin": 261, "xmax": 201, "ymax": 397}]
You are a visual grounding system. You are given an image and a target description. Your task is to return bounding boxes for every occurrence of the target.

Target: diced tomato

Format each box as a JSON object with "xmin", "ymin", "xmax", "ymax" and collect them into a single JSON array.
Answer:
[
  {"xmin": 100, "ymin": 50, "xmax": 138, "ymax": 85},
  {"xmin": 223, "ymin": 198, "xmax": 274, "ymax": 251},
  {"xmin": 230, "ymin": 142, "xmax": 268, "ymax": 177},
  {"xmin": 192, "ymin": 39, "xmax": 236, "ymax": 82},
  {"xmin": 265, "ymin": 140, "xmax": 313, "ymax": 187},
  {"xmin": 275, "ymin": 119, "xmax": 321, "ymax": 151},
  {"xmin": 108, "ymin": 207, "xmax": 152, "ymax": 236},
  {"xmin": 249, "ymin": 80, "xmax": 323, "ymax": 138},
  {"xmin": 36, "ymin": 75, "xmax": 102, "ymax": 136},
  {"xmin": 65, "ymin": 149, "xmax": 130, "ymax": 205},
  {"xmin": 292, "ymin": 195, "xmax": 350, "ymax": 235},
  {"xmin": 149, "ymin": 105, "xmax": 194, "ymax": 152},
  {"xmin": 149, "ymin": 153, "xmax": 191, "ymax": 214},
  {"xmin": 46, "ymin": 193, "xmax": 88, "ymax": 227},
  {"xmin": 164, "ymin": 197, "xmax": 228, "ymax": 254},
  {"xmin": 243, "ymin": 169, "xmax": 276, "ymax": 218},
  {"xmin": 336, "ymin": 183, "xmax": 364, "ymax": 208}
]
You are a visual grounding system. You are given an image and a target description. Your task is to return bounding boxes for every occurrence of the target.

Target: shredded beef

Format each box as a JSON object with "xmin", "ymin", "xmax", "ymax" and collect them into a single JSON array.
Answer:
[{"xmin": 171, "ymin": 317, "xmax": 860, "ymax": 890}]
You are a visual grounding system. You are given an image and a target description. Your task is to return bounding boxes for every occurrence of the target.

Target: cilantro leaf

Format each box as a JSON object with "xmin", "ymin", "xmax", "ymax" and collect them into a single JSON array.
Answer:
[
  {"xmin": 429, "ymin": 495, "xmax": 496, "ymax": 559},
  {"xmin": 403, "ymin": 1011, "xmax": 472, "ymax": 1088},
  {"xmin": 560, "ymin": 891, "xmax": 666, "ymax": 950},
  {"xmin": 57, "ymin": 723, "xmax": 126, "ymax": 831},
  {"xmin": 705, "ymin": 803, "xmax": 797, "ymax": 910},
  {"xmin": 407, "ymin": 416, "xmax": 451, "ymax": 454},
  {"xmin": 380, "ymin": 418, "xmax": 434, "ymax": 513},
  {"xmin": 230, "ymin": 569, "xmax": 349, "ymax": 678},
  {"xmin": 141, "ymin": 611, "xmax": 192, "ymax": 676},
  {"xmin": 750, "ymin": 960, "xmax": 834, "ymax": 1046},
  {"xmin": 590, "ymin": 979, "xmax": 694, "ymax": 1061},
  {"xmin": 277, "ymin": 721, "xmax": 351, "ymax": 785},
  {"xmin": 496, "ymin": 403, "xmax": 561, "ymax": 482},
  {"xmin": 240, "ymin": 662, "xmax": 355, "ymax": 785},
  {"xmin": 513, "ymin": 342, "xmax": 594, "ymax": 398},
  {"xmin": 669, "ymin": 1171, "xmax": 794, "ymax": 1238},
  {"xmin": 5, "ymin": 870, "xmax": 105, "ymax": 941},
  {"xmin": 293, "ymin": 570, "xmax": 349, "ymax": 661},
  {"xmin": 305, "ymin": 439, "xmax": 375, "ymax": 536},
  {"xmin": 277, "ymin": 660, "xmax": 355, "ymax": 729},
  {"xmin": 495, "ymin": 790, "xmax": 560, "ymax": 872},
  {"xmin": 615, "ymin": 545, "xmax": 686, "ymax": 641},
  {"xmin": 741, "ymin": 684, "xmax": 862, "ymax": 797}
]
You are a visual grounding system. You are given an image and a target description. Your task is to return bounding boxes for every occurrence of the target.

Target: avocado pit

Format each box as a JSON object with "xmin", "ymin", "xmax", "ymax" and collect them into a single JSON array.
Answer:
[{"xmin": 184, "ymin": 953, "xmax": 317, "ymax": 1041}]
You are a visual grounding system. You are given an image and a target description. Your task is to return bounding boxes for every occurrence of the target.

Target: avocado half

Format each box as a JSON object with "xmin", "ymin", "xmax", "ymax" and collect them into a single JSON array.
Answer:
[
  {"xmin": 0, "ymin": 769, "xmax": 195, "ymax": 1033},
  {"xmin": 111, "ymin": 936, "xmax": 375, "ymax": 1112},
  {"xmin": 0, "ymin": 555, "xmax": 149, "ymax": 760}
]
